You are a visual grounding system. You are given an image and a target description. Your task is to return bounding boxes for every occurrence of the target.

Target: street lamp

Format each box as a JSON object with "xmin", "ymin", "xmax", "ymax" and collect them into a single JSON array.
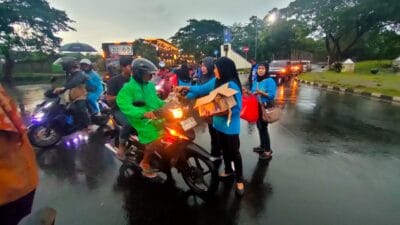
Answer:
[
  {"xmin": 255, "ymin": 12, "xmax": 278, "ymax": 60},
  {"xmin": 267, "ymin": 12, "xmax": 277, "ymax": 24}
]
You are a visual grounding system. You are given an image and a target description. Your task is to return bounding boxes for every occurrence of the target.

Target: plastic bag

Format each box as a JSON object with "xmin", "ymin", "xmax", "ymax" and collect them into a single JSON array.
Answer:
[{"xmin": 240, "ymin": 94, "xmax": 259, "ymax": 123}]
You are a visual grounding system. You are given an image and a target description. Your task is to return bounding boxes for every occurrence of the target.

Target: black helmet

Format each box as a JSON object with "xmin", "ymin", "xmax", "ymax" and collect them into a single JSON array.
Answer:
[
  {"xmin": 61, "ymin": 58, "xmax": 79, "ymax": 72},
  {"xmin": 131, "ymin": 58, "xmax": 157, "ymax": 83}
]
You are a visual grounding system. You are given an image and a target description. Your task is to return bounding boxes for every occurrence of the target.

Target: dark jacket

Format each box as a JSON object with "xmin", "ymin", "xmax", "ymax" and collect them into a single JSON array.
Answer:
[
  {"xmin": 64, "ymin": 70, "xmax": 88, "ymax": 102},
  {"xmin": 176, "ymin": 64, "xmax": 191, "ymax": 83}
]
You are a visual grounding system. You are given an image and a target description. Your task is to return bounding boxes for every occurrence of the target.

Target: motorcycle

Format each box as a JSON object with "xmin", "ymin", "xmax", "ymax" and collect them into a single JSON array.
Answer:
[
  {"xmin": 28, "ymin": 89, "xmax": 113, "ymax": 148},
  {"xmin": 105, "ymin": 93, "xmax": 220, "ymax": 197}
]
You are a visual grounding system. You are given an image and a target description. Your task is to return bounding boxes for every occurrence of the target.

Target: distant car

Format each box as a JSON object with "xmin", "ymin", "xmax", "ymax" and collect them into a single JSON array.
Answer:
[
  {"xmin": 301, "ymin": 60, "xmax": 312, "ymax": 72},
  {"xmin": 290, "ymin": 60, "xmax": 303, "ymax": 75},
  {"xmin": 269, "ymin": 60, "xmax": 292, "ymax": 85}
]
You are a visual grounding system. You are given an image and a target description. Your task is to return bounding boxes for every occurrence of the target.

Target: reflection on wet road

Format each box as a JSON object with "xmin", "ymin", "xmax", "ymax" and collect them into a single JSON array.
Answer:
[{"xmin": 12, "ymin": 80, "xmax": 400, "ymax": 225}]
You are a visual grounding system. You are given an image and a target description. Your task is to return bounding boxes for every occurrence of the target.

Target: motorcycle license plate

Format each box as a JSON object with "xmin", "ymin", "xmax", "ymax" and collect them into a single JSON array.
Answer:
[{"xmin": 180, "ymin": 117, "xmax": 197, "ymax": 131}]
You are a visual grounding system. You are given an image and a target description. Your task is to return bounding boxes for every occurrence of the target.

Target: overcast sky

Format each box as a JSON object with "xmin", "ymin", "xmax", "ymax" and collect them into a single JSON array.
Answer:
[{"xmin": 48, "ymin": 0, "xmax": 292, "ymax": 51}]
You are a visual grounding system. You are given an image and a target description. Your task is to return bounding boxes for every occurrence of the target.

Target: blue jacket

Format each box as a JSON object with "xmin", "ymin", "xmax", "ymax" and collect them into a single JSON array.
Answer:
[
  {"xmin": 251, "ymin": 77, "xmax": 276, "ymax": 104},
  {"xmin": 188, "ymin": 79, "xmax": 242, "ymax": 135},
  {"xmin": 85, "ymin": 70, "xmax": 103, "ymax": 97},
  {"xmin": 178, "ymin": 80, "xmax": 192, "ymax": 87}
]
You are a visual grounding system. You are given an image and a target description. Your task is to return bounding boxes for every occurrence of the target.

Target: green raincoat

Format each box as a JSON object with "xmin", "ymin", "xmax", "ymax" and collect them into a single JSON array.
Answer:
[{"xmin": 116, "ymin": 78, "xmax": 165, "ymax": 144}]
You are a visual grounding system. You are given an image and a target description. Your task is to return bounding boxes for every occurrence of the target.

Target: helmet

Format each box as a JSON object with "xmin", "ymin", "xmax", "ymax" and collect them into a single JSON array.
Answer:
[
  {"xmin": 158, "ymin": 61, "xmax": 166, "ymax": 68},
  {"xmin": 131, "ymin": 58, "xmax": 158, "ymax": 77},
  {"xmin": 80, "ymin": 58, "xmax": 92, "ymax": 65},
  {"xmin": 61, "ymin": 59, "xmax": 79, "ymax": 72}
]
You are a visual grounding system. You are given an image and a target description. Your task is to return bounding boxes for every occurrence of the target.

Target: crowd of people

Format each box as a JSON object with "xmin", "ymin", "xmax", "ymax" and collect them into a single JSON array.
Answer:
[
  {"xmin": 0, "ymin": 55, "xmax": 277, "ymax": 224},
  {"xmin": 109, "ymin": 56, "xmax": 277, "ymax": 196}
]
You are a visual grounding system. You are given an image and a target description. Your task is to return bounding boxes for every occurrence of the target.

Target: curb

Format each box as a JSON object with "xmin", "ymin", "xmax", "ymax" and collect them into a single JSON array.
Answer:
[{"xmin": 296, "ymin": 79, "xmax": 400, "ymax": 103}]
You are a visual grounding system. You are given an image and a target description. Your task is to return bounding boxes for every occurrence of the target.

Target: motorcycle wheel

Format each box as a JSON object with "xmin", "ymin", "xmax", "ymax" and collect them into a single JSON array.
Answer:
[
  {"xmin": 181, "ymin": 148, "xmax": 219, "ymax": 196},
  {"xmin": 28, "ymin": 124, "xmax": 61, "ymax": 148}
]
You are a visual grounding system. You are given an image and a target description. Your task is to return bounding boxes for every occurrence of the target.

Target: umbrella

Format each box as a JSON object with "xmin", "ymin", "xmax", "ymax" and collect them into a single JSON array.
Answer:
[
  {"xmin": 53, "ymin": 56, "xmax": 77, "ymax": 65},
  {"xmin": 60, "ymin": 42, "xmax": 97, "ymax": 52},
  {"xmin": 52, "ymin": 56, "xmax": 78, "ymax": 73}
]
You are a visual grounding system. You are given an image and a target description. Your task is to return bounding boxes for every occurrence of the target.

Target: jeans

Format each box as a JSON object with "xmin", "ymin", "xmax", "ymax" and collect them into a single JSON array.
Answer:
[
  {"xmin": 0, "ymin": 190, "xmax": 35, "ymax": 225},
  {"xmin": 113, "ymin": 110, "xmax": 134, "ymax": 143},
  {"xmin": 69, "ymin": 100, "xmax": 90, "ymax": 129},
  {"xmin": 216, "ymin": 131, "xmax": 243, "ymax": 182}
]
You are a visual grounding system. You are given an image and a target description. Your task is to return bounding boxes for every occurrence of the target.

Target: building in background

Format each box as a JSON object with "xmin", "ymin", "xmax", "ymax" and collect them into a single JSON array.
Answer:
[{"xmin": 101, "ymin": 39, "xmax": 194, "ymax": 72}]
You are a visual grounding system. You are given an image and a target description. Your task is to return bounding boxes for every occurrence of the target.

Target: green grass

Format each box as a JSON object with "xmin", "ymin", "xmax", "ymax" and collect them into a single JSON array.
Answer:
[
  {"xmin": 299, "ymin": 60, "xmax": 400, "ymax": 96},
  {"xmin": 354, "ymin": 60, "xmax": 393, "ymax": 73}
]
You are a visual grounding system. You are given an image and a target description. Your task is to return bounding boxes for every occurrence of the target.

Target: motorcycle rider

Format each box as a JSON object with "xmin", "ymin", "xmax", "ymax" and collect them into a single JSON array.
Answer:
[
  {"xmin": 54, "ymin": 60, "xmax": 90, "ymax": 130},
  {"xmin": 153, "ymin": 61, "xmax": 173, "ymax": 100},
  {"xmin": 156, "ymin": 61, "xmax": 170, "ymax": 79},
  {"xmin": 106, "ymin": 56, "xmax": 134, "ymax": 159},
  {"xmin": 80, "ymin": 59, "xmax": 103, "ymax": 116},
  {"xmin": 116, "ymin": 58, "xmax": 165, "ymax": 179}
]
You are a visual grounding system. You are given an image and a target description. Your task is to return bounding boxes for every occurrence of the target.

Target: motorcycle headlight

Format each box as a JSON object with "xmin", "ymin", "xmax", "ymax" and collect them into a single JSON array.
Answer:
[
  {"xmin": 170, "ymin": 108, "xmax": 183, "ymax": 119},
  {"xmin": 32, "ymin": 111, "xmax": 45, "ymax": 121},
  {"xmin": 43, "ymin": 101, "xmax": 55, "ymax": 109}
]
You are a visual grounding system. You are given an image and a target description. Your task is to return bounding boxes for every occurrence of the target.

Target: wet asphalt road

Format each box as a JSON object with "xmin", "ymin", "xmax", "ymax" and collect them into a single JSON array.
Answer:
[{"xmin": 14, "ymin": 79, "xmax": 400, "ymax": 225}]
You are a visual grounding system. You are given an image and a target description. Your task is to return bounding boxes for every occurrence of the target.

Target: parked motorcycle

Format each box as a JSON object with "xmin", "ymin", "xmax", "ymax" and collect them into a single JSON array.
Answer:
[{"xmin": 105, "ymin": 94, "xmax": 220, "ymax": 197}]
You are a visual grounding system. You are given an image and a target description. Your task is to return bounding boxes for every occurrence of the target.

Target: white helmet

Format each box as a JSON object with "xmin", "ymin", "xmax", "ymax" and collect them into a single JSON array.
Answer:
[{"xmin": 80, "ymin": 58, "xmax": 92, "ymax": 65}]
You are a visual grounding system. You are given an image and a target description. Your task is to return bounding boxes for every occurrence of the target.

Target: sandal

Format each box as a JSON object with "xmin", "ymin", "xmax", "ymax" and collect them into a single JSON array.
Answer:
[
  {"xmin": 235, "ymin": 182, "xmax": 245, "ymax": 197},
  {"xmin": 253, "ymin": 146, "xmax": 264, "ymax": 153},
  {"xmin": 219, "ymin": 171, "xmax": 234, "ymax": 179},
  {"xmin": 259, "ymin": 151, "xmax": 272, "ymax": 160},
  {"xmin": 140, "ymin": 162, "xmax": 158, "ymax": 178},
  {"xmin": 141, "ymin": 168, "xmax": 158, "ymax": 178}
]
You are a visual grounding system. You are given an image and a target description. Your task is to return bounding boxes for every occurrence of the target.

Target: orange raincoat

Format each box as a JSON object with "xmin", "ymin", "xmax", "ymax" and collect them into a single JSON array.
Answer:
[{"xmin": 0, "ymin": 84, "xmax": 38, "ymax": 206}]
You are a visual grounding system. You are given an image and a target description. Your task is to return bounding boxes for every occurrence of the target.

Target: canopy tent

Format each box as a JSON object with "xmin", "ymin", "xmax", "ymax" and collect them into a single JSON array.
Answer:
[{"xmin": 342, "ymin": 58, "xmax": 355, "ymax": 72}]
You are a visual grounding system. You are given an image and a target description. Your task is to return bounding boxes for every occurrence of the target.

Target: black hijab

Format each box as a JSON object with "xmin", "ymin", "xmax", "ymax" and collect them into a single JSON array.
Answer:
[
  {"xmin": 198, "ymin": 56, "xmax": 215, "ymax": 85},
  {"xmin": 214, "ymin": 57, "xmax": 242, "ymax": 92},
  {"xmin": 256, "ymin": 62, "xmax": 270, "ymax": 82}
]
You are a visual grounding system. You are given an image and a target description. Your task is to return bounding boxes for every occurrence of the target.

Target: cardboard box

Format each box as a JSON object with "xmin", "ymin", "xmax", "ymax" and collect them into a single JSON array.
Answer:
[{"xmin": 193, "ymin": 83, "xmax": 238, "ymax": 117}]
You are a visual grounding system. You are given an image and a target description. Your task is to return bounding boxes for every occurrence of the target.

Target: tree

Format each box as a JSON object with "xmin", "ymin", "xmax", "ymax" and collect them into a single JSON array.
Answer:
[
  {"xmin": 256, "ymin": 16, "xmax": 326, "ymax": 62},
  {"xmin": 351, "ymin": 30, "xmax": 400, "ymax": 60},
  {"xmin": 132, "ymin": 39, "xmax": 159, "ymax": 65},
  {"xmin": 170, "ymin": 19, "xmax": 225, "ymax": 60},
  {"xmin": 0, "ymin": 0, "xmax": 74, "ymax": 83},
  {"xmin": 230, "ymin": 16, "xmax": 263, "ymax": 60},
  {"xmin": 280, "ymin": 0, "xmax": 400, "ymax": 62}
]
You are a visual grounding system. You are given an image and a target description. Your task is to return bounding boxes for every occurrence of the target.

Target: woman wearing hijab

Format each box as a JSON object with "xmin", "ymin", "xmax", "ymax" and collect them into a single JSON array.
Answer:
[
  {"xmin": 176, "ymin": 62, "xmax": 192, "ymax": 86},
  {"xmin": 186, "ymin": 57, "xmax": 221, "ymax": 160},
  {"xmin": 0, "ymin": 84, "xmax": 39, "ymax": 225},
  {"xmin": 177, "ymin": 57, "xmax": 245, "ymax": 196},
  {"xmin": 244, "ymin": 62, "xmax": 276, "ymax": 160}
]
